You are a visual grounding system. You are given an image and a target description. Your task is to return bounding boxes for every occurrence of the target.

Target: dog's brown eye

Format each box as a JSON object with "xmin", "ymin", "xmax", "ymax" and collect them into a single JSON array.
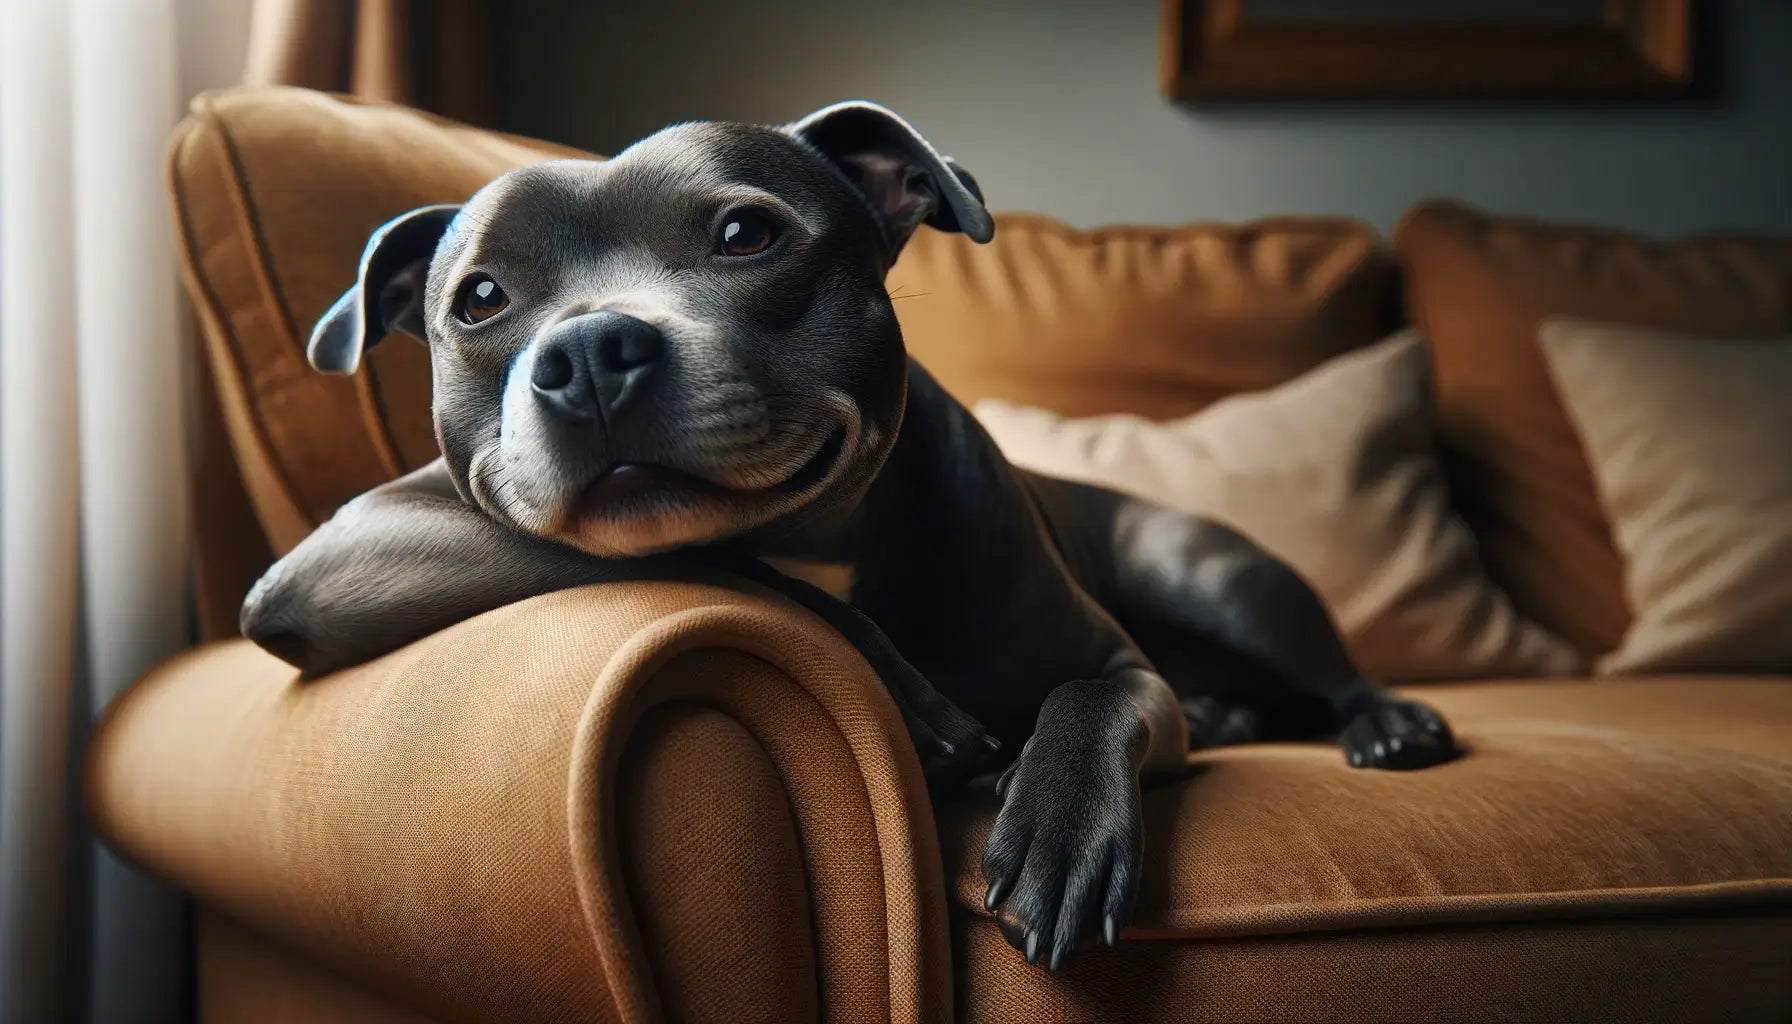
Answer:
[
  {"xmin": 456, "ymin": 274, "xmax": 509, "ymax": 324},
  {"xmin": 718, "ymin": 210, "xmax": 779, "ymax": 257}
]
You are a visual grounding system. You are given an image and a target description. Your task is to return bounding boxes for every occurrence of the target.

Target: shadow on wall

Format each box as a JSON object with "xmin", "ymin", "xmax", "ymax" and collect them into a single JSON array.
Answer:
[{"xmin": 494, "ymin": 0, "xmax": 1790, "ymax": 236}]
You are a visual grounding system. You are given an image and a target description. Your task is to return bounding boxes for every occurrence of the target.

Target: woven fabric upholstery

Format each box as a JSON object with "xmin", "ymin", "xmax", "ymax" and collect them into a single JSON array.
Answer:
[
  {"xmin": 88, "ymin": 584, "xmax": 951, "ymax": 1024},
  {"xmin": 953, "ymin": 912, "xmax": 1791, "ymax": 1023},
  {"xmin": 198, "ymin": 912, "xmax": 444, "ymax": 1024},
  {"xmin": 93, "ymin": 595, "xmax": 1792, "ymax": 1022},
  {"xmin": 942, "ymin": 680, "xmax": 1792, "ymax": 938},
  {"xmin": 940, "ymin": 679, "xmax": 1792, "ymax": 1023}
]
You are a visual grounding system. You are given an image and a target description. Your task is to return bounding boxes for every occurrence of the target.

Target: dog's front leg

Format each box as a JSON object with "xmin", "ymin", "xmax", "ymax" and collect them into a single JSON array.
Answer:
[
  {"xmin": 241, "ymin": 460, "xmax": 997, "ymax": 790},
  {"xmin": 240, "ymin": 458, "xmax": 663, "ymax": 676},
  {"xmin": 980, "ymin": 660, "xmax": 1186, "ymax": 970}
]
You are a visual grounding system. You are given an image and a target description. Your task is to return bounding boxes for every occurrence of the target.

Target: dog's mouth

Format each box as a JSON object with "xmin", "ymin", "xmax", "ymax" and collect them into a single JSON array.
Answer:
[
  {"xmin": 779, "ymin": 424, "xmax": 848, "ymax": 492},
  {"xmin": 574, "ymin": 424, "xmax": 848, "ymax": 517}
]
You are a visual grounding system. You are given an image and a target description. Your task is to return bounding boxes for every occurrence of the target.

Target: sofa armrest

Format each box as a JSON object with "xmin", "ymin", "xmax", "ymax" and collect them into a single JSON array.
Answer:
[{"xmin": 86, "ymin": 582, "xmax": 952, "ymax": 1024}]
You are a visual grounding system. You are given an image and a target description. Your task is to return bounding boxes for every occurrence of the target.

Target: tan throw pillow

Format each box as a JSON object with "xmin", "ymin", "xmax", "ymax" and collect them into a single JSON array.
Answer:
[
  {"xmin": 973, "ymin": 332, "xmax": 1582, "ymax": 683},
  {"xmin": 1539, "ymin": 320, "xmax": 1792, "ymax": 675}
]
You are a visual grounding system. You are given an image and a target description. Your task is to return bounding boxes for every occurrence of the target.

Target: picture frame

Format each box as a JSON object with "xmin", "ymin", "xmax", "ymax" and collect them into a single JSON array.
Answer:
[{"xmin": 1159, "ymin": 0, "xmax": 1695, "ymax": 99}]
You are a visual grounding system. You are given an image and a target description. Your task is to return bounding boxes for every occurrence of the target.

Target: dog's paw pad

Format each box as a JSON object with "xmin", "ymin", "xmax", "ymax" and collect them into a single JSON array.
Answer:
[{"xmin": 1341, "ymin": 699, "xmax": 1455, "ymax": 771}]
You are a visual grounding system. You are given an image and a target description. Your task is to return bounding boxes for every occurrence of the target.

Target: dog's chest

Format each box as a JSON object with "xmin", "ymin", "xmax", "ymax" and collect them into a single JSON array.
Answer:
[{"xmin": 759, "ymin": 557, "xmax": 857, "ymax": 602}]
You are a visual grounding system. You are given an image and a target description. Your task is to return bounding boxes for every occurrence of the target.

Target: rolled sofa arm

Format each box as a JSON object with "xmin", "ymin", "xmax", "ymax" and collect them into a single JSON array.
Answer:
[{"xmin": 86, "ymin": 582, "xmax": 953, "ymax": 1024}]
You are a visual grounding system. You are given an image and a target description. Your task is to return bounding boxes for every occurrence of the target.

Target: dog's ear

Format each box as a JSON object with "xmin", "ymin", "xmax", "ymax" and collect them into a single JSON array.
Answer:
[
  {"xmin": 308, "ymin": 204, "xmax": 462, "ymax": 374},
  {"xmin": 788, "ymin": 101, "xmax": 993, "ymax": 257}
]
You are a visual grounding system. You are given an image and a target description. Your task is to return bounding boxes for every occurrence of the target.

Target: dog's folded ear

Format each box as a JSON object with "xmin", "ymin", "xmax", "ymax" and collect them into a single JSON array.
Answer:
[
  {"xmin": 308, "ymin": 204, "xmax": 462, "ymax": 374},
  {"xmin": 788, "ymin": 101, "xmax": 994, "ymax": 258}
]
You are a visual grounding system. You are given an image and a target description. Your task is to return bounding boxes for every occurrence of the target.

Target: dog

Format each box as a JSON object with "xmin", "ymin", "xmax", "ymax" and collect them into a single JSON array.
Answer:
[{"xmin": 242, "ymin": 100, "xmax": 1457, "ymax": 972}]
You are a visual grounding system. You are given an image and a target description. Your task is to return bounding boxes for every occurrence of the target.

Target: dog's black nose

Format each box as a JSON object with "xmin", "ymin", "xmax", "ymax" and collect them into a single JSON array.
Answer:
[{"xmin": 531, "ymin": 311, "xmax": 665, "ymax": 423}]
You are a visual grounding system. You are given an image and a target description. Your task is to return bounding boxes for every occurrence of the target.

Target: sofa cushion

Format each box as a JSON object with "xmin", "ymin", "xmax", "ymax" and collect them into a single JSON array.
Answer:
[
  {"xmin": 942, "ymin": 678, "xmax": 1792, "ymax": 1018},
  {"xmin": 974, "ymin": 333, "xmax": 1580, "ymax": 683},
  {"xmin": 1393, "ymin": 201, "xmax": 1792, "ymax": 658},
  {"xmin": 954, "ymin": 909, "xmax": 1788, "ymax": 1023},
  {"xmin": 1540, "ymin": 321, "xmax": 1792, "ymax": 675},
  {"xmin": 953, "ymin": 677, "xmax": 1792, "ymax": 1018},
  {"xmin": 891, "ymin": 212, "xmax": 1398, "ymax": 420}
]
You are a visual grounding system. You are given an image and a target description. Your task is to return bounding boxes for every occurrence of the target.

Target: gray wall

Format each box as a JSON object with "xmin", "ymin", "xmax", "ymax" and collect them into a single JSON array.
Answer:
[{"xmin": 496, "ymin": 1, "xmax": 1791, "ymax": 236}]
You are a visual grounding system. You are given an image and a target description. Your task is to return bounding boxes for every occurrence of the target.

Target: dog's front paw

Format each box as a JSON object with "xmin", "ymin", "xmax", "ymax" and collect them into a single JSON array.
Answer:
[
  {"xmin": 980, "ymin": 691, "xmax": 1142, "ymax": 970},
  {"xmin": 1342, "ymin": 697, "xmax": 1456, "ymax": 770}
]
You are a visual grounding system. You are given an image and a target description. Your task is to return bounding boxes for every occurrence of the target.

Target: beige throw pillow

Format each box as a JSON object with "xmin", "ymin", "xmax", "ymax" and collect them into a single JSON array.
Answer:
[
  {"xmin": 974, "ymin": 332, "xmax": 1582, "ymax": 683},
  {"xmin": 1539, "ymin": 320, "xmax": 1792, "ymax": 674}
]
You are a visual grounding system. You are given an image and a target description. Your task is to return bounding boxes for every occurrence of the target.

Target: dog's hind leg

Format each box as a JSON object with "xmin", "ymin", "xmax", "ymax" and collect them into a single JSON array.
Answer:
[{"xmin": 1110, "ymin": 499, "xmax": 1457, "ymax": 770}]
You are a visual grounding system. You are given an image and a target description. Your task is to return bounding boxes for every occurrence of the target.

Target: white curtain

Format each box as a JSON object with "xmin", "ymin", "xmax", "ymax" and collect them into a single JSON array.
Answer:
[{"xmin": 0, "ymin": 1, "xmax": 249, "ymax": 1021}]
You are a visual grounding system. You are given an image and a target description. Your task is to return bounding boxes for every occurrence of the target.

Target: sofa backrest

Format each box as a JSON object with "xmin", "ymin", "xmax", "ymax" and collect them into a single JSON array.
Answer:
[{"xmin": 174, "ymin": 86, "xmax": 1792, "ymax": 658}]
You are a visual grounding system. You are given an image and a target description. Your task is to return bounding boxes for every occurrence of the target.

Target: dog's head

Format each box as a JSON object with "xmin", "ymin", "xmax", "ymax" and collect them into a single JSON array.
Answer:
[{"xmin": 309, "ymin": 102, "xmax": 992, "ymax": 556}]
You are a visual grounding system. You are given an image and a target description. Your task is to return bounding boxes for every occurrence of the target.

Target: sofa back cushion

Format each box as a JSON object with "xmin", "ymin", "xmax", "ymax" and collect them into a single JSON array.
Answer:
[
  {"xmin": 891, "ymin": 214, "xmax": 1396, "ymax": 419},
  {"xmin": 170, "ymin": 86, "xmax": 586, "ymax": 554},
  {"xmin": 1393, "ymin": 200, "xmax": 1792, "ymax": 657}
]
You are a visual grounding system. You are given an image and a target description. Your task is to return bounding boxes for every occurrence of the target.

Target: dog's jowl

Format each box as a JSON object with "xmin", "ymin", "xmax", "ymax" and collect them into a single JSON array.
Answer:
[{"xmin": 244, "ymin": 100, "xmax": 1457, "ymax": 971}]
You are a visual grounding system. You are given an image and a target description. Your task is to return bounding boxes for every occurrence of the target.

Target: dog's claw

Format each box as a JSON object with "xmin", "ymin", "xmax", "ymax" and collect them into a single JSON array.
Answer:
[
  {"xmin": 1103, "ymin": 913, "xmax": 1118, "ymax": 947},
  {"xmin": 937, "ymin": 738, "xmax": 956, "ymax": 755},
  {"xmin": 985, "ymin": 874, "xmax": 1013, "ymax": 912},
  {"xmin": 983, "ymin": 734, "xmax": 1002, "ymax": 752},
  {"xmin": 1024, "ymin": 930, "xmax": 1041, "ymax": 964}
]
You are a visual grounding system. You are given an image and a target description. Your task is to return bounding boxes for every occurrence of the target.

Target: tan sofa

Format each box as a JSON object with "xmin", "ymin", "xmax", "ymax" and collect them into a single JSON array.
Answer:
[{"xmin": 86, "ymin": 87, "xmax": 1792, "ymax": 1023}]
